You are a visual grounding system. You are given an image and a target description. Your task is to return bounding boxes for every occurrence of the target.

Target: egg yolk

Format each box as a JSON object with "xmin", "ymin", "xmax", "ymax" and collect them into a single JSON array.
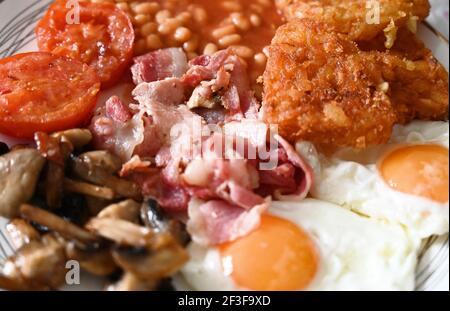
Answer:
[
  {"xmin": 219, "ymin": 214, "xmax": 319, "ymax": 291},
  {"xmin": 379, "ymin": 144, "xmax": 449, "ymax": 203}
]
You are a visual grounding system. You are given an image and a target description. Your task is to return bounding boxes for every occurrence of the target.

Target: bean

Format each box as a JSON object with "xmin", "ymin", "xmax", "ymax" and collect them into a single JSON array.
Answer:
[
  {"xmin": 192, "ymin": 7, "xmax": 207, "ymax": 24},
  {"xmin": 231, "ymin": 45, "xmax": 253, "ymax": 59},
  {"xmin": 155, "ymin": 9, "xmax": 171, "ymax": 24},
  {"xmin": 222, "ymin": 1, "xmax": 242, "ymax": 12},
  {"xmin": 133, "ymin": 14, "xmax": 151, "ymax": 26},
  {"xmin": 249, "ymin": 14, "xmax": 262, "ymax": 27},
  {"xmin": 176, "ymin": 12, "xmax": 191, "ymax": 24},
  {"xmin": 203, "ymin": 43, "xmax": 218, "ymax": 55},
  {"xmin": 183, "ymin": 36, "xmax": 199, "ymax": 52},
  {"xmin": 212, "ymin": 25, "xmax": 236, "ymax": 39},
  {"xmin": 174, "ymin": 27, "xmax": 192, "ymax": 42},
  {"xmin": 254, "ymin": 53, "xmax": 267, "ymax": 66},
  {"xmin": 146, "ymin": 34, "xmax": 163, "ymax": 50},
  {"xmin": 140, "ymin": 22, "xmax": 158, "ymax": 37},
  {"xmin": 115, "ymin": 2, "xmax": 129, "ymax": 12},
  {"xmin": 218, "ymin": 34, "xmax": 241, "ymax": 47},
  {"xmin": 158, "ymin": 18, "xmax": 181, "ymax": 35},
  {"xmin": 250, "ymin": 4, "xmax": 264, "ymax": 14},
  {"xmin": 133, "ymin": 2, "xmax": 159, "ymax": 15},
  {"xmin": 230, "ymin": 13, "xmax": 250, "ymax": 31}
]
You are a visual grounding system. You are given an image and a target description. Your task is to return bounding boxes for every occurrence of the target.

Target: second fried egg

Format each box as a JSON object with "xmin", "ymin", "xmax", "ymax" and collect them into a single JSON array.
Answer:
[{"xmin": 303, "ymin": 121, "xmax": 449, "ymax": 238}]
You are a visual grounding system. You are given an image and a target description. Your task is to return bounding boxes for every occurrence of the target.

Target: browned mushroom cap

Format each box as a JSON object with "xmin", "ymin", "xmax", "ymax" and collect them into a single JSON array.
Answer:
[
  {"xmin": 106, "ymin": 273, "xmax": 158, "ymax": 291},
  {"xmin": 65, "ymin": 241, "xmax": 117, "ymax": 277},
  {"xmin": 51, "ymin": 129, "xmax": 92, "ymax": 149},
  {"xmin": 71, "ymin": 152, "xmax": 141, "ymax": 201},
  {"xmin": 20, "ymin": 204, "xmax": 98, "ymax": 244},
  {"xmin": 97, "ymin": 200, "xmax": 141, "ymax": 223},
  {"xmin": 76, "ymin": 151, "xmax": 122, "ymax": 174},
  {"xmin": 111, "ymin": 234, "xmax": 189, "ymax": 280},
  {"xmin": 141, "ymin": 200, "xmax": 190, "ymax": 246},
  {"xmin": 0, "ymin": 234, "xmax": 66, "ymax": 290},
  {"xmin": 6, "ymin": 219, "xmax": 40, "ymax": 250},
  {"xmin": 0, "ymin": 149, "xmax": 46, "ymax": 218}
]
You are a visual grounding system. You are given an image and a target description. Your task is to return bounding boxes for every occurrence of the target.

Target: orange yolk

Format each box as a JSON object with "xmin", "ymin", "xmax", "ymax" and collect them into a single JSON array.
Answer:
[
  {"xmin": 219, "ymin": 214, "xmax": 319, "ymax": 291},
  {"xmin": 379, "ymin": 144, "xmax": 449, "ymax": 203}
]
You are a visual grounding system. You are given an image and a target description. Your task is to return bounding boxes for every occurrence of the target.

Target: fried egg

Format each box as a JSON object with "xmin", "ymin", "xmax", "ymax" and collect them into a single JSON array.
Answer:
[
  {"xmin": 303, "ymin": 121, "xmax": 449, "ymax": 239},
  {"xmin": 173, "ymin": 199, "xmax": 419, "ymax": 291}
]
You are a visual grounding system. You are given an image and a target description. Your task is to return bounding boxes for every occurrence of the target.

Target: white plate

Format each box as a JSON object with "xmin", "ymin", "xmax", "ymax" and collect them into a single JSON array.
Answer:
[{"xmin": 0, "ymin": 0, "xmax": 448, "ymax": 291}]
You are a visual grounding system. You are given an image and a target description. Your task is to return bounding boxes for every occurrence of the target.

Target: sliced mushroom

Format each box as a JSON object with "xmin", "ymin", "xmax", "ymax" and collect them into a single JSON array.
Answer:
[
  {"xmin": 20, "ymin": 204, "xmax": 98, "ymax": 244},
  {"xmin": 76, "ymin": 151, "xmax": 122, "ymax": 174},
  {"xmin": 141, "ymin": 200, "xmax": 190, "ymax": 246},
  {"xmin": 0, "ymin": 149, "xmax": 45, "ymax": 218},
  {"xmin": 86, "ymin": 218, "xmax": 153, "ymax": 247},
  {"xmin": 45, "ymin": 161, "xmax": 65, "ymax": 209},
  {"xmin": 71, "ymin": 153, "xmax": 141, "ymax": 201},
  {"xmin": 0, "ymin": 234, "xmax": 66, "ymax": 290},
  {"xmin": 111, "ymin": 235, "xmax": 189, "ymax": 280},
  {"xmin": 65, "ymin": 241, "xmax": 117, "ymax": 277},
  {"xmin": 6, "ymin": 219, "xmax": 40, "ymax": 250},
  {"xmin": 35, "ymin": 132, "xmax": 74, "ymax": 209},
  {"xmin": 64, "ymin": 178, "xmax": 115, "ymax": 200},
  {"xmin": 51, "ymin": 129, "xmax": 92, "ymax": 149},
  {"xmin": 97, "ymin": 200, "xmax": 141, "ymax": 223},
  {"xmin": 106, "ymin": 273, "xmax": 158, "ymax": 291}
]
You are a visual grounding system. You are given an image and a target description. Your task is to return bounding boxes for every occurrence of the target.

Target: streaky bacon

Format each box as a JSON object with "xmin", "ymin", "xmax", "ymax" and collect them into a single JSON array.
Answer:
[
  {"xmin": 105, "ymin": 96, "xmax": 132, "ymax": 123},
  {"xmin": 119, "ymin": 155, "xmax": 152, "ymax": 177},
  {"xmin": 132, "ymin": 78, "xmax": 186, "ymax": 107},
  {"xmin": 187, "ymin": 198, "xmax": 270, "ymax": 246},
  {"xmin": 216, "ymin": 181, "xmax": 266, "ymax": 210},
  {"xmin": 131, "ymin": 48, "xmax": 188, "ymax": 84},
  {"xmin": 89, "ymin": 100, "xmax": 146, "ymax": 161},
  {"xmin": 89, "ymin": 47, "xmax": 315, "ymax": 246},
  {"xmin": 273, "ymin": 134, "xmax": 313, "ymax": 200},
  {"xmin": 182, "ymin": 49, "xmax": 260, "ymax": 120}
]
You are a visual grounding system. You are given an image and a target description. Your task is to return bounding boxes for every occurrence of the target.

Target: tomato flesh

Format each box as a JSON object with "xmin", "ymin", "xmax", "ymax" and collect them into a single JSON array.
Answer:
[
  {"xmin": 36, "ymin": 0, "xmax": 134, "ymax": 88},
  {"xmin": 0, "ymin": 52, "xmax": 100, "ymax": 138}
]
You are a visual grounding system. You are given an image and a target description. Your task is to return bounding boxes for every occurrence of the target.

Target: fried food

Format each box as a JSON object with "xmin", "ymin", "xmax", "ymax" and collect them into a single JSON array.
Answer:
[
  {"xmin": 262, "ymin": 19, "xmax": 449, "ymax": 149},
  {"xmin": 359, "ymin": 27, "xmax": 449, "ymax": 123},
  {"xmin": 357, "ymin": 26, "xmax": 429, "ymax": 59},
  {"xmin": 262, "ymin": 20, "xmax": 396, "ymax": 149},
  {"xmin": 275, "ymin": 0, "xmax": 430, "ymax": 42}
]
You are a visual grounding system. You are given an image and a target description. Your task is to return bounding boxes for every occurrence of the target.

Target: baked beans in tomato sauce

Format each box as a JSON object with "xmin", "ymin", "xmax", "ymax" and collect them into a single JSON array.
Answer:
[{"xmin": 91, "ymin": 0, "xmax": 284, "ymax": 90}]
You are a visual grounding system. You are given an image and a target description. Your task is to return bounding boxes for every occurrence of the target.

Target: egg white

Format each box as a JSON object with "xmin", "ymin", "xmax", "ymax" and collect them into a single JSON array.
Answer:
[
  {"xmin": 302, "ymin": 121, "xmax": 449, "ymax": 239},
  {"xmin": 173, "ymin": 199, "xmax": 419, "ymax": 291}
]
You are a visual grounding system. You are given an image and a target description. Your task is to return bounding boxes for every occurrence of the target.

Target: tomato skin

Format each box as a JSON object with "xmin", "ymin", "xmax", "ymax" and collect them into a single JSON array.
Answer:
[
  {"xmin": 36, "ymin": 0, "xmax": 135, "ymax": 88},
  {"xmin": 0, "ymin": 52, "xmax": 100, "ymax": 138}
]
